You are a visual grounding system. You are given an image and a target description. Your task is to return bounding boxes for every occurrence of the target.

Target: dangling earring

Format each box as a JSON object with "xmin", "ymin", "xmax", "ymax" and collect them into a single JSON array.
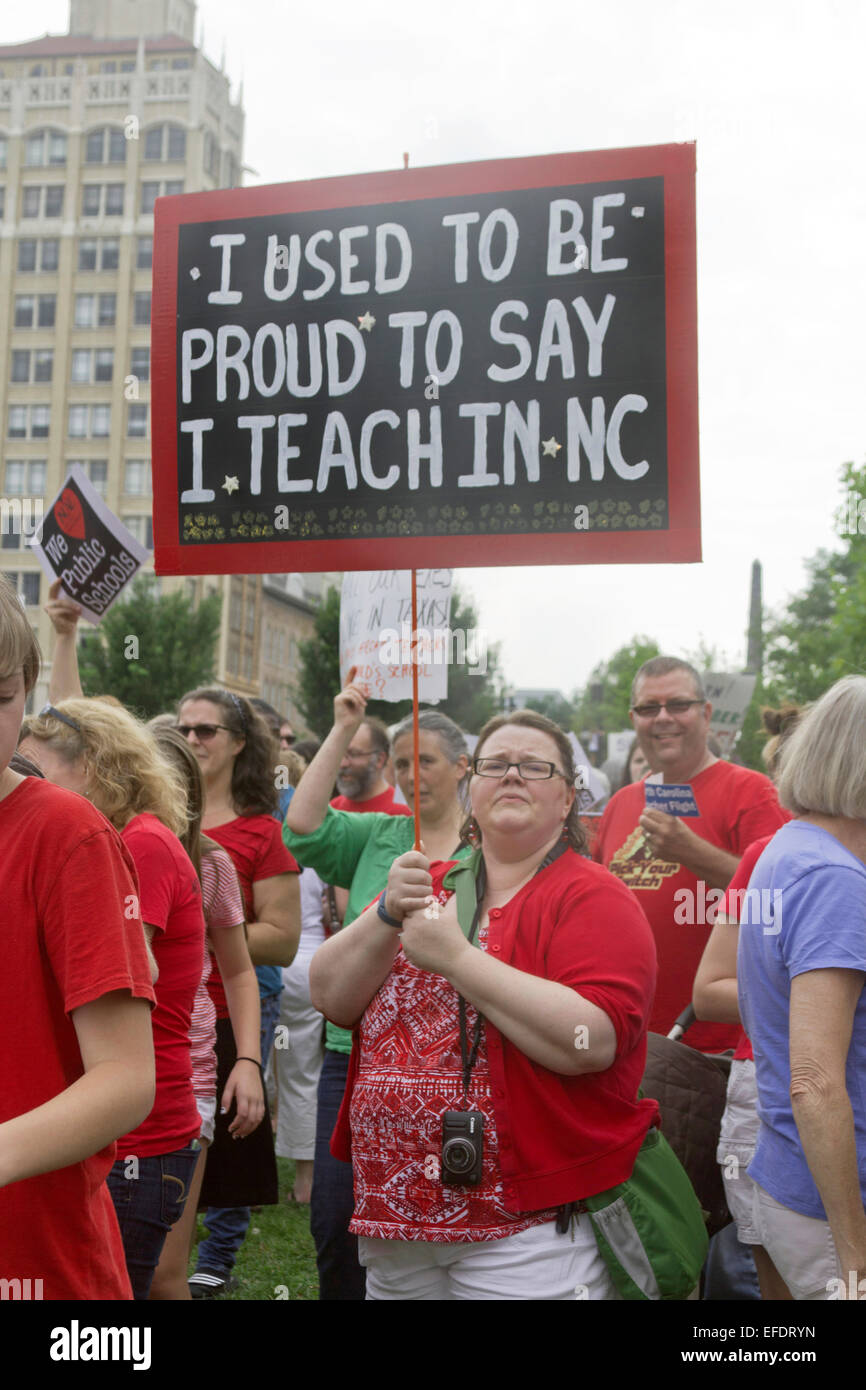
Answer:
[{"xmin": 465, "ymin": 816, "xmax": 482, "ymax": 847}]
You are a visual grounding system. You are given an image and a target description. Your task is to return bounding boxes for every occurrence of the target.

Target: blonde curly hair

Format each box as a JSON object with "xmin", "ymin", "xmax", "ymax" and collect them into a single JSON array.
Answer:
[{"xmin": 22, "ymin": 696, "xmax": 187, "ymax": 836}]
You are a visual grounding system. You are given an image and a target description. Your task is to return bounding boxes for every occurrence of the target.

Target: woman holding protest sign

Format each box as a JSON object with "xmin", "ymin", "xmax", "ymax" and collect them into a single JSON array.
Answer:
[
  {"xmin": 284, "ymin": 671, "xmax": 472, "ymax": 1299},
  {"xmin": 0, "ymin": 573, "xmax": 155, "ymax": 1300},
  {"xmin": 310, "ymin": 709, "xmax": 705, "ymax": 1300}
]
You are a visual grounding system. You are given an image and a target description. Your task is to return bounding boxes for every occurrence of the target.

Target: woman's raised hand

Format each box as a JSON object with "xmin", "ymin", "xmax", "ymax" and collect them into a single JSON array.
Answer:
[
  {"xmin": 44, "ymin": 578, "xmax": 83, "ymax": 636},
  {"xmin": 333, "ymin": 665, "xmax": 368, "ymax": 732},
  {"xmin": 383, "ymin": 848, "xmax": 433, "ymax": 924}
]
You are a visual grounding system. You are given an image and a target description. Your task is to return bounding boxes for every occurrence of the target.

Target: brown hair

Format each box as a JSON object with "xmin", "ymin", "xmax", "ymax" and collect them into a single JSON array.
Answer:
[
  {"xmin": 761, "ymin": 703, "xmax": 803, "ymax": 780},
  {"xmin": 178, "ymin": 687, "xmax": 278, "ymax": 817},
  {"xmin": 462, "ymin": 708, "xmax": 587, "ymax": 854},
  {"xmin": 0, "ymin": 572, "xmax": 41, "ymax": 694}
]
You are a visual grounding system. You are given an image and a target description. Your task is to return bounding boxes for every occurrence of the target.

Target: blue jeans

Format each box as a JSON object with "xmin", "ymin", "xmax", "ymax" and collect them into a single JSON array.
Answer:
[
  {"xmin": 196, "ymin": 990, "xmax": 281, "ymax": 1277},
  {"xmin": 310, "ymin": 1048, "xmax": 365, "ymax": 1301},
  {"xmin": 107, "ymin": 1143, "xmax": 199, "ymax": 1300}
]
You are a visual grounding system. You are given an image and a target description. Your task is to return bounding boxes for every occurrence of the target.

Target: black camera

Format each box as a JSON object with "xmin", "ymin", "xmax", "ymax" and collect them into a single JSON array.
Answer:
[{"xmin": 440, "ymin": 1110, "xmax": 484, "ymax": 1186}]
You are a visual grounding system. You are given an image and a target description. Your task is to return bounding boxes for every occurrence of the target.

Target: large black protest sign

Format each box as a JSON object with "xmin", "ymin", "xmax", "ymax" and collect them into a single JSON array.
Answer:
[
  {"xmin": 29, "ymin": 465, "xmax": 148, "ymax": 623},
  {"xmin": 153, "ymin": 146, "xmax": 698, "ymax": 575}
]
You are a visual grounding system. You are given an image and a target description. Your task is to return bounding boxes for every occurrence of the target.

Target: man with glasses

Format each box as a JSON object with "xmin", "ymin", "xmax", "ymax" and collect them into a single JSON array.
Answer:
[
  {"xmin": 593, "ymin": 657, "xmax": 787, "ymax": 1052},
  {"xmin": 331, "ymin": 716, "xmax": 410, "ymax": 816}
]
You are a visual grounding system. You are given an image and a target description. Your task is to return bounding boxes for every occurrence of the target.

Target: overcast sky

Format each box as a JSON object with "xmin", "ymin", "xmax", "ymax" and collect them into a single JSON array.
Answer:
[{"xmin": 9, "ymin": 1, "xmax": 866, "ymax": 694}]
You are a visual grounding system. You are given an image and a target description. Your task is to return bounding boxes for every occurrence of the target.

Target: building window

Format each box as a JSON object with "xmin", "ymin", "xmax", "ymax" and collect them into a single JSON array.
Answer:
[
  {"xmin": 137, "ymin": 236, "xmax": 153, "ymax": 269},
  {"xmin": 5, "ymin": 460, "xmax": 46, "ymax": 495},
  {"xmin": 133, "ymin": 291, "xmax": 151, "ymax": 327},
  {"xmin": 123, "ymin": 459, "xmax": 151, "ymax": 495},
  {"xmin": 78, "ymin": 237, "xmax": 119, "ymax": 271},
  {"xmin": 68, "ymin": 404, "xmax": 111, "ymax": 438},
  {"xmin": 122, "ymin": 515, "xmax": 153, "ymax": 548},
  {"xmin": 24, "ymin": 129, "xmax": 67, "ymax": 167},
  {"xmin": 14, "ymin": 293, "xmax": 55, "ymax": 328},
  {"xmin": 82, "ymin": 183, "xmax": 125, "ymax": 217},
  {"xmin": 140, "ymin": 181, "xmax": 159, "ymax": 215},
  {"xmin": 127, "ymin": 404, "xmax": 148, "ymax": 438},
  {"xmin": 0, "ymin": 135, "xmax": 6, "ymax": 169},
  {"xmin": 0, "ymin": 187, "xmax": 5, "ymax": 220},
  {"xmin": 10, "ymin": 349, "xmax": 53, "ymax": 384},
  {"xmin": 8, "ymin": 405, "xmax": 50, "ymax": 439},
  {"xmin": 71, "ymin": 349, "xmax": 114, "ymax": 384},
  {"xmin": 1, "ymin": 572, "xmax": 41, "ymax": 606},
  {"xmin": 130, "ymin": 346, "xmax": 150, "ymax": 382},
  {"xmin": 69, "ymin": 461, "xmax": 108, "ymax": 496},
  {"xmin": 22, "ymin": 185, "xmax": 65, "ymax": 218},
  {"xmin": 144, "ymin": 123, "xmax": 187, "ymax": 161},
  {"xmin": 203, "ymin": 130, "xmax": 219, "ymax": 177},
  {"xmin": 74, "ymin": 293, "xmax": 116, "ymax": 328},
  {"xmin": 17, "ymin": 239, "xmax": 37, "ymax": 272},
  {"xmin": 85, "ymin": 126, "xmax": 127, "ymax": 164}
]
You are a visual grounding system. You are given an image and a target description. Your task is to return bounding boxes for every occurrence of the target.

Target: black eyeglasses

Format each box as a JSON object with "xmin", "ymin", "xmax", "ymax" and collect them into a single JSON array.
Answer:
[
  {"xmin": 176, "ymin": 723, "xmax": 232, "ymax": 742},
  {"xmin": 630, "ymin": 699, "xmax": 704, "ymax": 719},
  {"xmin": 473, "ymin": 757, "xmax": 565, "ymax": 781},
  {"xmin": 40, "ymin": 703, "xmax": 82, "ymax": 733}
]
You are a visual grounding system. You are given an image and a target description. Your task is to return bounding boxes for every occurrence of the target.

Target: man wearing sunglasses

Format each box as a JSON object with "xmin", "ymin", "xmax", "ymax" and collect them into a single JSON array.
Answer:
[{"xmin": 593, "ymin": 656, "xmax": 787, "ymax": 1053}]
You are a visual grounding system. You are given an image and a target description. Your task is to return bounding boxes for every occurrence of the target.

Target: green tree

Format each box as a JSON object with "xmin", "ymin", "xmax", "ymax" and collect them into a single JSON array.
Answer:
[
  {"xmin": 294, "ymin": 585, "xmax": 341, "ymax": 738},
  {"xmin": 572, "ymin": 636, "xmax": 661, "ymax": 735},
  {"xmin": 519, "ymin": 690, "xmax": 576, "ymax": 728},
  {"xmin": 762, "ymin": 460, "xmax": 865, "ymax": 706},
  {"xmin": 293, "ymin": 585, "xmax": 505, "ymax": 738},
  {"xmin": 77, "ymin": 573, "xmax": 222, "ymax": 719}
]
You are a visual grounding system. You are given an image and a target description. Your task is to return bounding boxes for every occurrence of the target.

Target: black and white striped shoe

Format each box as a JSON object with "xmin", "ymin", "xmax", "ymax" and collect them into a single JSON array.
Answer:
[{"xmin": 188, "ymin": 1270, "xmax": 238, "ymax": 1299}]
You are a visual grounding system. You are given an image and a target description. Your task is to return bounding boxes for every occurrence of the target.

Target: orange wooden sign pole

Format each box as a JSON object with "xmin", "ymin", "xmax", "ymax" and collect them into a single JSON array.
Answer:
[{"xmin": 410, "ymin": 568, "xmax": 422, "ymax": 852}]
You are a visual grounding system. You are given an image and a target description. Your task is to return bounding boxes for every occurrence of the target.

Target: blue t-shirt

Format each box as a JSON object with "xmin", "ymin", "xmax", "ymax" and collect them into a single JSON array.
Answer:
[{"xmin": 738, "ymin": 820, "xmax": 866, "ymax": 1218}]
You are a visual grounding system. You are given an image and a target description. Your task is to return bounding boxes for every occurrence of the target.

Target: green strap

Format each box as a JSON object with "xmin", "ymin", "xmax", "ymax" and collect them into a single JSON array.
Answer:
[{"xmin": 443, "ymin": 848, "xmax": 483, "ymax": 943}]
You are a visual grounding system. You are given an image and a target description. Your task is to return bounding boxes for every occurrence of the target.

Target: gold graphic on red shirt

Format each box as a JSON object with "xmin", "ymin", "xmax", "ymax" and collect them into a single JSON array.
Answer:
[{"xmin": 608, "ymin": 828, "xmax": 681, "ymax": 890}]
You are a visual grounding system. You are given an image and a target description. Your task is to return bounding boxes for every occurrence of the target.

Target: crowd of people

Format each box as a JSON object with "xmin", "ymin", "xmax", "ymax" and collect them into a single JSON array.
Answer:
[{"xmin": 1, "ymin": 568, "xmax": 864, "ymax": 1302}]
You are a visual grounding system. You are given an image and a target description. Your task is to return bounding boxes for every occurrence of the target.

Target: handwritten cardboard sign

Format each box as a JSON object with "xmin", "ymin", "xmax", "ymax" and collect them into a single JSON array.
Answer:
[
  {"xmin": 152, "ymin": 145, "xmax": 698, "ymax": 575},
  {"xmin": 28, "ymin": 465, "xmax": 148, "ymax": 624},
  {"xmin": 339, "ymin": 568, "xmax": 456, "ymax": 701}
]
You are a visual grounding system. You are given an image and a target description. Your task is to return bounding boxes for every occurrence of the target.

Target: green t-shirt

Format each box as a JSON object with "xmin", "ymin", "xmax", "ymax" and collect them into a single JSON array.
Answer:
[{"xmin": 283, "ymin": 805, "xmax": 470, "ymax": 1053}]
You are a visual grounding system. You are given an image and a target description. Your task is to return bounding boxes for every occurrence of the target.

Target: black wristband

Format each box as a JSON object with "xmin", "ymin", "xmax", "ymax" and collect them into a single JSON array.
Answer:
[
  {"xmin": 235, "ymin": 1056, "xmax": 263, "ymax": 1072},
  {"xmin": 377, "ymin": 890, "xmax": 403, "ymax": 929}
]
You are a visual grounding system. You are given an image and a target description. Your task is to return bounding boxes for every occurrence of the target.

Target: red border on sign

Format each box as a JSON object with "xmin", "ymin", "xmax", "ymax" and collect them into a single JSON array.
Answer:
[{"xmin": 153, "ymin": 144, "xmax": 698, "ymax": 575}]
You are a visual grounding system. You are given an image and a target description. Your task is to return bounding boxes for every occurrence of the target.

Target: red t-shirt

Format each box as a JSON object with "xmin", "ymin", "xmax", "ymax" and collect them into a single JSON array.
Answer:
[
  {"xmin": 334, "ymin": 851, "xmax": 660, "ymax": 1213},
  {"xmin": 0, "ymin": 778, "xmax": 154, "ymax": 1300},
  {"xmin": 206, "ymin": 814, "xmax": 299, "ymax": 1018},
  {"xmin": 115, "ymin": 813, "xmax": 204, "ymax": 1157},
  {"xmin": 723, "ymin": 834, "xmax": 777, "ymax": 1063},
  {"xmin": 331, "ymin": 786, "xmax": 412, "ymax": 816},
  {"xmin": 593, "ymin": 761, "xmax": 788, "ymax": 1052}
]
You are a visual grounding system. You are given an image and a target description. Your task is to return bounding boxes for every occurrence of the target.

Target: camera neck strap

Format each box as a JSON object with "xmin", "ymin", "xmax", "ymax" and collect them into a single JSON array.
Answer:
[{"xmin": 457, "ymin": 836, "xmax": 570, "ymax": 1096}]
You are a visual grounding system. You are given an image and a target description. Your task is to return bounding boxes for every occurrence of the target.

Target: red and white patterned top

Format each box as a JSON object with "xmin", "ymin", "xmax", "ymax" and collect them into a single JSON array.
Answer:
[
  {"xmin": 349, "ymin": 895, "xmax": 558, "ymax": 1242},
  {"xmin": 188, "ymin": 846, "xmax": 245, "ymax": 1100}
]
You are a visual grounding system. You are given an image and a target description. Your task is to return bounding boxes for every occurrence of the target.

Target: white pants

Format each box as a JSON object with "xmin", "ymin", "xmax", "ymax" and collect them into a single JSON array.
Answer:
[
  {"xmin": 752, "ymin": 1183, "xmax": 843, "ymax": 1299},
  {"xmin": 273, "ymin": 944, "xmax": 325, "ymax": 1161},
  {"xmin": 358, "ymin": 1217, "xmax": 622, "ymax": 1301},
  {"xmin": 717, "ymin": 1059, "xmax": 761, "ymax": 1244}
]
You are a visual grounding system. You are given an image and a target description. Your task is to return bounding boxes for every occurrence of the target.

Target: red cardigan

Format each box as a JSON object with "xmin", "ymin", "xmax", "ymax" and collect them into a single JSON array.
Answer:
[{"xmin": 331, "ymin": 850, "xmax": 659, "ymax": 1211}]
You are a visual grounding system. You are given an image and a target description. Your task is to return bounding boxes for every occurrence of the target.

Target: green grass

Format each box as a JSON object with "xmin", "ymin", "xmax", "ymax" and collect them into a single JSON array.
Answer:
[{"xmin": 190, "ymin": 1158, "xmax": 318, "ymax": 1300}]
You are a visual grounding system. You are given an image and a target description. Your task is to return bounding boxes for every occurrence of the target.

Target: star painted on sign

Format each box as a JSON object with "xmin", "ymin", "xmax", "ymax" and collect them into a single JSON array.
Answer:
[
  {"xmin": 541, "ymin": 437, "xmax": 562, "ymax": 457},
  {"xmin": 222, "ymin": 475, "xmax": 240, "ymax": 495},
  {"xmin": 357, "ymin": 311, "xmax": 376, "ymax": 332}
]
